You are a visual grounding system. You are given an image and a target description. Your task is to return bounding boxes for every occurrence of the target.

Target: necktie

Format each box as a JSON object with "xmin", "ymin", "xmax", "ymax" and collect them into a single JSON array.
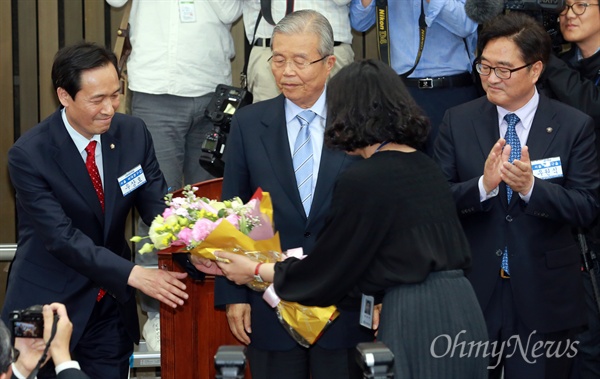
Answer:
[
  {"xmin": 293, "ymin": 110, "xmax": 317, "ymax": 216},
  {"xmin": 501, "ymin": 113, "xmax": 521, "ymax": 276},
  {"xmin": 85, "ymin": 141, "xmax": 106, "ymax": 301},
  {"xmin": 85, "ymin": 141, "xmax": 105, "ymax": 212}
]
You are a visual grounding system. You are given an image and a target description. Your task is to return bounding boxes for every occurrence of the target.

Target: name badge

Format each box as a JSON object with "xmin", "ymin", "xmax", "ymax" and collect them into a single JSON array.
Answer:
[
  {"xmin": 359, "ymin": 294, "xmax": 374, "ymax": 329},
  {"xmin": 118, "ymin": 164, "xmax": 147, "ymax": 196},
  {"xmin": 531, "ymin": 157, "xmax": 563, "ymax": 180},
  {"xmin": 179, "ymin": 0, "xmax": 196, "ymax": 23}
]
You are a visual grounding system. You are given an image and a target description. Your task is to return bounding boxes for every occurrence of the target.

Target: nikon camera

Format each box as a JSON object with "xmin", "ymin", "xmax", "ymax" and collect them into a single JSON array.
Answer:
[
  {"xmin": 10, "ymin": 305, "xmax": 44, "ymax": 338},
  {"xmin": 200, "ymin": 84, "xmax": 252, "ymax": 177}
]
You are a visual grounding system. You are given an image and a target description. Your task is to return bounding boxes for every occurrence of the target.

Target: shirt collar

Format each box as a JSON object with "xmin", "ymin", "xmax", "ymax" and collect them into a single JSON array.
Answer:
[
  {"xmin": 61, "ymin": 108, "xmax": 102, "ymax": 154},
  {"xmin": 284, "ymin": 86, "xmax": 327, "ymax": 124},
  {"xmin": 496, "ymin": 88, "xmax": 540, "ymax": 132}
]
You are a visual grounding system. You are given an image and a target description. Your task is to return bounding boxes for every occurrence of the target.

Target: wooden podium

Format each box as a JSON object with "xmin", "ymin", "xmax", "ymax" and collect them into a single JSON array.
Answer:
[{"xmin": 158, "ymin": 178, "xmax": 251, "ymax": 378}]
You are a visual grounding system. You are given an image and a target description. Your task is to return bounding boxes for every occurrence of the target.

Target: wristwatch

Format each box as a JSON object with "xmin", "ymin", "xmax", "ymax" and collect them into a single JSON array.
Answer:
[{"xmin": 254, "ymin": 262, "xmax": 264, "ymax": 283}]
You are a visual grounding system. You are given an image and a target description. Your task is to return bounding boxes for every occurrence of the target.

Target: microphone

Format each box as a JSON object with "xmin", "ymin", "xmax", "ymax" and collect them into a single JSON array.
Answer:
[{"xmin": 465, "ymin": 0, "xmax": 504, "ymax": 24}]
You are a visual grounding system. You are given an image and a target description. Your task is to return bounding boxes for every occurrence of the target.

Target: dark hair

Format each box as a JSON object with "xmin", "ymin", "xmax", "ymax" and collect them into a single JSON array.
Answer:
[
  {"xmin": 0, "ymin": 321, "xmax": 12, "ymax": 374},
  {"xmin": 325, "ymin": 59, "xmax": 429, "ymax": 151},
  {"xmin": 51, "ymin": 41, "xmax": 118, "ymax": 99},
  {"xmin": 477, "ymin": 12, "xmax": 551, "ymax": 66}
]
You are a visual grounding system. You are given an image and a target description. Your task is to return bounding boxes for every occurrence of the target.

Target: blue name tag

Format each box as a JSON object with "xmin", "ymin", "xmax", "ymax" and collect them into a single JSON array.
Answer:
[
  {"xmin": 531, "ymin": 157, "xmax": 563, "ymax": 180},
  {"xmin": 118, "ymin": 164, "xmax": 147, "ymax": 196}
]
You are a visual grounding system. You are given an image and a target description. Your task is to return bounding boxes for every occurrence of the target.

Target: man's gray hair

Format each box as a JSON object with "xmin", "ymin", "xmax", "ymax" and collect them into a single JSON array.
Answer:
[
  {"xmin": 272, "ymin": 9, "xmax": 335, "ymax": 58},
  {"xmin": 0, "ymin": 320, "xmax": 13, "ymax": 374}
]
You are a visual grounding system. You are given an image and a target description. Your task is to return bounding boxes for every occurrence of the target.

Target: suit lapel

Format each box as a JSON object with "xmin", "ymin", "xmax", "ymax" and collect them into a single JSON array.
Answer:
[
  {"xmin": 101, "ymin": 130, "xmax": 120, "ymax": 238},
  {"xmin": 49, "ymin": 110, "xmax": 105, "ymax": 224},
  {"xmin": 310, "ymin": 147, "xmax": 346, "ymax": 220},
  {"xmin": 524, "ymin": 96, "xmax": 559, "ymax": 161},
  {"xmin": 260, "ymin": 96, "xmax": 307, "ymax": 218}
]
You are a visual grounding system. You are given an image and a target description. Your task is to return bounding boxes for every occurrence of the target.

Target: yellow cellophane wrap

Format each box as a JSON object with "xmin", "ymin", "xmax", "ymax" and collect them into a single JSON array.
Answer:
[{"xmin": 275, "ymin": 301, "xmax": 339, "ymax": 348}]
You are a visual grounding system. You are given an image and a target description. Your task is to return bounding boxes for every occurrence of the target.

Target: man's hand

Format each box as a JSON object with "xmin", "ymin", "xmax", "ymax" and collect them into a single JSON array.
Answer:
[
  {"xmin": 190, "ymin": 255, "xmax": 224, "ymax": 276},
  {"xmin": 501, "ymin": 145, "xmax": 534, "ymax": 195},
  {"xmin": 225, "ymin": 304, "xmax": 252, "ymax": 345},
  {"xmin": 482, "ymin": 138, "xmax": 509, "ymax": 193},
  {"xmin": 373, "ymin": 303, "xmax": 382, "ymax": 337},
  {"xmin": 128, "ymin": 266, "xmax": 189, "ymax": 308},
  {"xmin": 43, "ymin": 303, "xmax": 72, "ymax": 366},
  {"xmin": 14, "ymin": 337, "xmax": 46, "ymax": 376}
]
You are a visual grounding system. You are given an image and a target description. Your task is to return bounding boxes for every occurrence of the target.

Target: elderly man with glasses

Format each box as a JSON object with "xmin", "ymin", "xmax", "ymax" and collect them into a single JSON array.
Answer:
[
  {"xmin": 541, "ymin": 2, "xmax": 600, "ymax": 378},
  {"xmin": 434, "ymin": 12, "xmax": 600, "ymax": 379},
  {"xmin": 213, "ymin": 9, "xmax": 375, "ymax": 379}
]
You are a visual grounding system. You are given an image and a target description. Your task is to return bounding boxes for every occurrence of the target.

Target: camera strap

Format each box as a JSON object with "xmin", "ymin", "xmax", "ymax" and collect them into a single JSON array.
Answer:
[
  {"xmin": 260, "ymin": 0, "xmax": 294, "ymax": 26},
  {"xmin": 26, "ymin": 314, "xmax": 59, "ymax": 379},
  {"xmin": 378, "ymin": 0, "xmax": 427, "ymax": 78}
]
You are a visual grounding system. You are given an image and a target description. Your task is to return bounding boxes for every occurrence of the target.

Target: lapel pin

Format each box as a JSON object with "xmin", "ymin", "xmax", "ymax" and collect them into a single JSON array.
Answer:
[
  {"xmin": 110, "ymin": 144, "xmax": 115, "ymax": 149},
  {"xmin": 546, "ymin": 127, "xmax": 553, "ymax": 134}
]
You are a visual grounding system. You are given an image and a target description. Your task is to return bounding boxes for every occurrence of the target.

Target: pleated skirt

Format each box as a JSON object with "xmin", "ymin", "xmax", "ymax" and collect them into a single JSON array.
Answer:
[{"xmin": 378, "ymin": 270, "xmax": 488, "ymax": 379}]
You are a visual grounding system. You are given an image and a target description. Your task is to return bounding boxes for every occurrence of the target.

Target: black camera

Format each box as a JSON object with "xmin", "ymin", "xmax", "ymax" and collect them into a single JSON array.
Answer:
[
  {"xmin": 505, "ymin": 0, "xmax": 565, "ymax": 51},
  {"xmin": 200, "ymin": 84, "xmax": 252, "ymax": 177},
  {"xmin": 214, "ymin": 345, "xmax": 246, "ymax": 379},
  {"xmin": 356, "ymin": 342, "xmax": 395, "ymax": 379},
  {"xmin": 10, "ymin": 305, "xmax": 44, "ymax": 339},
  {"xmin": 504, "ymin": 0, "xmax": 564, "ymax": 12}
]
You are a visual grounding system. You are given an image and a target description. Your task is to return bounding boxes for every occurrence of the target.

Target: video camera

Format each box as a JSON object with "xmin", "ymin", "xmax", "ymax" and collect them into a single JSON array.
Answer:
[
  {"xmin": 199, "ymin": 84, "xmax": 252, "ymax": 177},
  {"xmin": 9, "ymin": 305, "xmax": 44, "ymax": 339},
  {"xmin": 466, "ymin": 0, "xmax": 565, "ymax": 51},
  {"xmin": 504, "ymin": 0, "xmax": 564, "ymax": 12}
]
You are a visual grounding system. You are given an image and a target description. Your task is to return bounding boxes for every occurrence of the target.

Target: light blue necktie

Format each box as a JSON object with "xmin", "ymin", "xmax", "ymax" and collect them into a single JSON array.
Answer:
[
  {"xmin": 293, "ymin": 110, "xmax": 317, "ymax": 216},
  {"xmin": 501, "ymin": 113, "xmax": 521, "ymax": 275}
]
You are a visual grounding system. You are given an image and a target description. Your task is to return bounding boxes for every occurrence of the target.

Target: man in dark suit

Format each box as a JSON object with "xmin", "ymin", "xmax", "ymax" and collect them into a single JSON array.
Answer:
[
  {"xmin": 214, "ymin": 9, "xmax": 374, "ymax": 379},
  {"xmin": 7, "ymin": 303, "xmax": 90, "ymax": 379},
  {"xmin": 2, "ymin": 42, "xmax": 189, "ymax": 379},
  {"xmin": 434, "ymin": 13, "xmax": 600, "ymax": 379}
]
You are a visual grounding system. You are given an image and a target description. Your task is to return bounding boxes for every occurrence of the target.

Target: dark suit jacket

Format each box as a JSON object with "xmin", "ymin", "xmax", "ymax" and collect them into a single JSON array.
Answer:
[
  {"xmin": 214, "ymin": 94, "xmax": 374, "ymax": 350},
  {"xmin": 434, "ymin": 94, "xmax": 600, "ymax": 334},
  {"xmin": 2, "ymin": 108, "xmax": 168, "ymax": 347}
]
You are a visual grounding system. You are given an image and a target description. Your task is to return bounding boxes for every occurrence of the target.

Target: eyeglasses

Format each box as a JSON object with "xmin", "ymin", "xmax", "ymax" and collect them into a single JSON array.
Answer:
[
  {"xmin": 268, "ymin": 55, "xmax": 329, "ymax": 70},
  {"xmin": 475, "ymin": 62, "xmax": 533, "ymax": 80},
  {"xmin": 560, "ymin": 2, "xmax": 599, "ymax": 15}
]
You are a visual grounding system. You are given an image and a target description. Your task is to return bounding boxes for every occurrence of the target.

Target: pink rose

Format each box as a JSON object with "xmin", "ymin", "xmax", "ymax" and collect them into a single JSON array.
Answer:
[
  {"xmin": 191, "ymin": 218, "xmax": 217, "ymax": 242},
  {"xmin": 177, "ymin": 227, "xmax": 193, "ymax": 246}
]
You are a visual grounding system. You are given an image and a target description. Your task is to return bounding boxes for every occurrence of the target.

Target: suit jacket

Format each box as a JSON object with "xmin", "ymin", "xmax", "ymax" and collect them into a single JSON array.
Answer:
[
  {"xmin": 214, "ymin": 95, "xmax": 374, "ymax": 350},
  {"xmin": 434, "ymin": 94, "xmax": 600, "ymax": 333},
  {"xmin": 2, "ymin": 108, "xmax": 168, "ymax": 347}
]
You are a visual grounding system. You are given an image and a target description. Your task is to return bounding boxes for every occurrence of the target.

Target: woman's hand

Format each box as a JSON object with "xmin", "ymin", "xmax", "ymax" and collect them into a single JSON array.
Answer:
[{"xmin": 215, "ymin": 251, "xmax": 260, "ymax": 285}]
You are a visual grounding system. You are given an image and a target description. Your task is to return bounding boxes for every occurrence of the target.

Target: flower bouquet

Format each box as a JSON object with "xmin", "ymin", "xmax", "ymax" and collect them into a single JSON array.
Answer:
[{"xmin": 132, "ymin": 185, "xmax": 338, "ymax": 346}]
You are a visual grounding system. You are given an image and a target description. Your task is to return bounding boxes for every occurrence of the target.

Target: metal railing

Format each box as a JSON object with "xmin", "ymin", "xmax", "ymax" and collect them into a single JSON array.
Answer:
[{"xmin": 0, "ymin": 244, "xmax": 17, "ymax": 262}]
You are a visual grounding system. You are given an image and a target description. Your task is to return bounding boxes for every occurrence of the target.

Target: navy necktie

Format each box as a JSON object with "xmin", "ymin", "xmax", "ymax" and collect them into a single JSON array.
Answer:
[
  {"xmin": 293, "ymin": 110, "xmax": 317, "ymax": 216},
  {"xmin": 501, "ymin": 113, "xmax": 521, "ymax": 275}
]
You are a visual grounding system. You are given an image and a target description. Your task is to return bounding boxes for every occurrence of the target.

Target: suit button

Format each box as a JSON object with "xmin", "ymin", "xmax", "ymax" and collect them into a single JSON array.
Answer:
[
  {"xmin": 304, "ymin": 232, "xmax": 311, "ymax": 238},
  {"xmin": 505, "ymin": 215, "xmax": 513, "ymax": 222},
  {"xmin": 495, "ymin": 249, "xmax": 503, "ymax": 257}
]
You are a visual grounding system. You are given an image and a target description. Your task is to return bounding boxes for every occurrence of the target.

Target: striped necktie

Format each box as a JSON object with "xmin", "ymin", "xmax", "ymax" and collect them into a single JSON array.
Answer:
[{"xmin": 293, "ymin": 110, "xmax": 317, "ymax": 216}]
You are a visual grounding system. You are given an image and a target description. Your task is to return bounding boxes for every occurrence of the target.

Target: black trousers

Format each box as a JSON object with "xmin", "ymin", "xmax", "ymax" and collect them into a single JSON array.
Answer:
[
  {"xmin": 246, "ymin": 344, "xmax": 362, "ymax": 379},
  {"xmin": 485, "ymin": 277, "xmax": 577, "ymax": 379}
]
